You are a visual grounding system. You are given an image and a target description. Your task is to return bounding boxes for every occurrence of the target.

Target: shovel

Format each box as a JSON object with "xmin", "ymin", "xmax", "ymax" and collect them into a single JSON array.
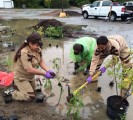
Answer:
[{"xmin": 66, "ymin": 70, "xmax": 102, "ymax": 102}]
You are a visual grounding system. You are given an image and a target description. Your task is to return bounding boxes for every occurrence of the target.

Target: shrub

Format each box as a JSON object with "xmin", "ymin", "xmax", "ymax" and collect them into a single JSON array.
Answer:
[{"xmin": 45, "ymin": 26, "xmax": 63, "ymax": 38}]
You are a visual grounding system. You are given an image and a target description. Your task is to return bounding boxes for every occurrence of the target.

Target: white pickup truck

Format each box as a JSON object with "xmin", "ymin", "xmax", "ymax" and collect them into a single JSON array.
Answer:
[{"xmin": 82, "ymin": 0, "xmax": 129, "ymax": 21}]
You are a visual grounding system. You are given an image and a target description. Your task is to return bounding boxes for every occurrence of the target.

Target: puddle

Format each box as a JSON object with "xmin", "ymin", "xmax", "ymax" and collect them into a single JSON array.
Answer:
[{"xmin": 0, "ymin": 19, "xmax": 133, "ymax": 120}]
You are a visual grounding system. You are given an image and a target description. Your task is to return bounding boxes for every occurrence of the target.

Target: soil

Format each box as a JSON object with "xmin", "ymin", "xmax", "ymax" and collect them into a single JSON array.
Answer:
[
  {"xmin": 32, "ymin": 19, "xmax": 63, "ymax": 30},
  {"xmin": 33, "ymin": 10, "xmax": 96, "ymax": 39},
  {"xmin": 34, "ymin": 21, "xmax": 97, "ymax": 38},
  {"xmin": 0, "ymin": 89, "xmax": 66, "ymax": 120},
  {"xmin": 31, "ymin": 18, "xmax": 97, "ymax": 39}
]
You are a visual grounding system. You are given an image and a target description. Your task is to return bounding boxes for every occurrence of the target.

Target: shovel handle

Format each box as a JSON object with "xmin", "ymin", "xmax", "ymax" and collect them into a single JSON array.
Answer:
[{"xmin": 73, "ymin": 71, "xmax": 102, "ymax": 95}]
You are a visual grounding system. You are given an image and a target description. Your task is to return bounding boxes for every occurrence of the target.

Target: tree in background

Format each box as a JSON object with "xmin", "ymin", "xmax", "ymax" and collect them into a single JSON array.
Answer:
[
  {"xmin": 50, "ymin": 0, "xmax": 70, "ymax": 8},
  {"xmin": 13, "ymin": 0, "xmax": 40, "ymax": 8},
  {"xmin": 69, "ymin": 0, "xmax": 94, "ymax": 7},
  {"xmin": 112, "ymin": 0, "xmax": 125, "ymax": 3},
  {"xmin": 69, "ymin": 0, "xmax": 129, "ymax": 7},
  {"xmin": 13, "ymin": 0, "xmax": 70, "ymax": 8},
  {"xmin": 44, "ymin": 0, "xmax": 52, "ymax": 8},
  {"xmin": 13, "ymin": 0, "xmax": 129, "ymax": 8}
]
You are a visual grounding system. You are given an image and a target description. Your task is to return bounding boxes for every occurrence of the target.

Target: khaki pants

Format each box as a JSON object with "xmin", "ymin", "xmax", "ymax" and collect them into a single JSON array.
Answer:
[{"xmin": 12, "ymin": 79, "xmax": 35, "ymax": 101}]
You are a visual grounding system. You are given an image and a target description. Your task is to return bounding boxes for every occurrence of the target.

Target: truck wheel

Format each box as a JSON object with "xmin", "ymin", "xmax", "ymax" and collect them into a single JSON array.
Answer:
[
  {"xmin": 83, "ymin": 11, "xmax": 89, "ymax": 19},
  {"xmin": 121, "ymin": 16, "xmax": 127, "ymax": 21},
  {"xmin": 109, "ymin": 13, "xmax": 117, "ymax": 21},
  {"xmin": 94, "ymin": 16, "xmax": 98, "ymax": 19}
]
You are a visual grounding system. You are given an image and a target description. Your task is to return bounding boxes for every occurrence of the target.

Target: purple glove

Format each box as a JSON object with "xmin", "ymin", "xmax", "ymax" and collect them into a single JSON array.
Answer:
[
  {"xmin": 100, "ymin": 67, "xmax": 106, "ymax": 73},
  {"xmin": 44, "ymin": 71, "xmax": 53, "ymax": 79},
  {"xmin": 47, "ymin": 70, "xmax": 56, "ymax": 78},
  {"xmin": 87, "ymin": 76, "xmax": 92, "ymax": 83}
]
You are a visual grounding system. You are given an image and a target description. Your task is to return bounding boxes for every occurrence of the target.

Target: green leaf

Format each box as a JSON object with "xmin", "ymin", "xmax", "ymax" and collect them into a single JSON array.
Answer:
[{"xmin": 66, "ymin": 107, "xmax": 72, "ymax": 117}]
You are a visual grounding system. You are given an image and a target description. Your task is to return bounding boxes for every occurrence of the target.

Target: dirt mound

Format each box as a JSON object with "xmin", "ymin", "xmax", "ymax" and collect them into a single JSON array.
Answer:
[
  {"xmin": 40, "ymin": 10, "xmax": 81, "ymax": 17},
  {"xmin": 40, "ymin": 10, "xmax": 61, "ymax": 16},
  {"xmin": 32, "ymin": 19, "xmax": 62, "ymax": 30},
  {"xmin": 31, "ymin": 19, "xmax": 98, "ymax": 38},
  {"xmin": 65, "ymin": 11, "xmax": 81, "ymax": 16}
]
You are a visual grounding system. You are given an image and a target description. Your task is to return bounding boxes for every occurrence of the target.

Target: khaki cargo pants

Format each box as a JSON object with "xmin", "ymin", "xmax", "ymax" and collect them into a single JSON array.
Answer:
[{"xmin": 12, "ymin": 79, "xmax": 36, "ymax": 101}]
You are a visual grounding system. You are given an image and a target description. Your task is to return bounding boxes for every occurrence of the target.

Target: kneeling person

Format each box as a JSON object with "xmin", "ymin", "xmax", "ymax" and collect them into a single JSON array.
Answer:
[
  {"xmin": 69, "ymin": 37, "xmax": 96, "ymax": 75},
  {"xmin": 5, "ymin": 32, "xmax": 56, "ymax": 101}
]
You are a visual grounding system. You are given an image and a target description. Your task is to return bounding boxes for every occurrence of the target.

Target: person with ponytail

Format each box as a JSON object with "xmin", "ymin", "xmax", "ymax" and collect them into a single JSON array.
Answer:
[{"xmin": 5, "ymin": 32, "xmax": 56, "ymax": 101}]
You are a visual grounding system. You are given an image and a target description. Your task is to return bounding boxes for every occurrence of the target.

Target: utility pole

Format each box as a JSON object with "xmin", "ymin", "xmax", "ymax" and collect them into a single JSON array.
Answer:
[
  {"xmin": 61, "ymin": 0, "xmax": 63, "ymax": 12},
  {"xmin": 59, "ymin": 0, "xmax": 66, "ymax": 17}
]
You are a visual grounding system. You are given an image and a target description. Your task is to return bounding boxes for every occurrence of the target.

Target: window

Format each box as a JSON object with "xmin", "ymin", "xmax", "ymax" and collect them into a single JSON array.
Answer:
[
  {"xmin": 92, "ymin": 1, "xmax": 100, "ymax": 7},
  {"xmin": 102, "ymin": 1, "xmax": 112, "ymax": 6},
  {"xmin": 127, "ymin": 2, "xmax": 133, "ymax": 6}
]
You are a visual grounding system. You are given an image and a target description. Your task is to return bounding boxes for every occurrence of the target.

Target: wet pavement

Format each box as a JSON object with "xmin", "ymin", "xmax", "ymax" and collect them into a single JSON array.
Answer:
[
  {"xmin": 0, "ymin": 8, "xmax": 133, "ymax": 120},
  {"xmin": 0, "ymin": 8, "xmax": 133, "ymax": 43}
]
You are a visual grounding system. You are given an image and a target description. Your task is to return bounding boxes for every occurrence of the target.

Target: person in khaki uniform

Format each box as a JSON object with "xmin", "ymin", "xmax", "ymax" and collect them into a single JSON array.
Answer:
[
  {"xmin": 87, "ymin": 35, "xmax": 132, "ymax": 83},
  {"xmin": 5, "ymin": 32, "xmax": 56, "ymax": 101}
]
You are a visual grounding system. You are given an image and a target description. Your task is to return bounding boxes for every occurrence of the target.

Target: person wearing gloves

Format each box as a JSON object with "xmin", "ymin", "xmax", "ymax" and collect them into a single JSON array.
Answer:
[
  {"xmin": 69, "ymin": 37, "xmax": 96, "ymax": 75},
  {"xmin": 4, "ymin": 32, "xmax": 56, "ymax": 101},
  {"xmin": 87, "ymin": 35, "xmax": 131, "ymax": 83}
]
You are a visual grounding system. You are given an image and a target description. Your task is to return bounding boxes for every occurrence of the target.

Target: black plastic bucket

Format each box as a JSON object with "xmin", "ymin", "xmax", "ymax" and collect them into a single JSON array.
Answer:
[{"xmin": 107, "ymin": 95, "xmax": 129, "ymax": 120}]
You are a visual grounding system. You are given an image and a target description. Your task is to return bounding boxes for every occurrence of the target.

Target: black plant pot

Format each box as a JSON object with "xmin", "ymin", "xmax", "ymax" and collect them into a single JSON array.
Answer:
[{"xmin": 107, "ymin": 95, "xmax": 129, "ymax": 120}]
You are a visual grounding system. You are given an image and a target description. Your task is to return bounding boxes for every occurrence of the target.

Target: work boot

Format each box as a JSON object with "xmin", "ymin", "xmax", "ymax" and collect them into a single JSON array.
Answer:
[
  {"xmin": 35, "ymin": 92, "xmax": 46, "ymax": 103},
  {"xmin": 35, "ymin": 89, "xmax": 46, "ymax": 103},
  {"xmin": 3, "ymin": 86, "xmax": 15, "ymax": 104},
  {"xmin": 4, "ymin": 86, "xmax": 15, "ymax": 96},
  {"xmin": 109, "ymin": 81, "xmax": 114, "ymax": 87},
  {"xmin": 83, "ymin": 64, "xmax": 90, "ymax": 76},
  {"xmin": 83, "ymin": 70, "xmax": 89, "ymax": 76},
  {"xmin": 72, "ymin": 71, "xmax": 78, "ymax": 75},
  {"xmin": 72, "ymin": 62, "xmax": 80, "ymax": 75},
  {"xmin": 0, "ymin": 115, "xmax": 6, "ymax": 120},
  {"xmin": 97, "ymin": 87, "xmax": 101, "ymax": 92},
  {"xmin": 8, "ymin": 115, "xmax": 18, "ymax": 120},
  {"xmin": 74, "ymin": 62, "xmax": 80, "ymax": 71}
]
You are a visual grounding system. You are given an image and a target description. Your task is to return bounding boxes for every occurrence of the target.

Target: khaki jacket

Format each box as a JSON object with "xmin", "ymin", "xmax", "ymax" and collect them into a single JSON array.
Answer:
[
  {"xmin": 89, "ymin": 35, "xmax": 129, "ymax": 75},
  {"xmin": 14, "ymin": 46, "xmax": 42, "ymax": 81}
]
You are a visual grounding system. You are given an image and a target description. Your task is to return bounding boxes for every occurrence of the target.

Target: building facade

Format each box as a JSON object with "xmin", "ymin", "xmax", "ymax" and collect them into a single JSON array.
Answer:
[{"xmin": 0, "ymin": 0, "xmax": 14, "ymax": 8}]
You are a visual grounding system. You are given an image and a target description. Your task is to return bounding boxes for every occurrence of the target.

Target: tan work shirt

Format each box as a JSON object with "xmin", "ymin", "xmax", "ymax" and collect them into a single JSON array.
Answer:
[
  {"xmin": 89, "ymin": 35, "xmax": 129, "ymax": 75},
  {"xmin": 14, "ymin": 46, "xmax": 42, "ymax": 81}
]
